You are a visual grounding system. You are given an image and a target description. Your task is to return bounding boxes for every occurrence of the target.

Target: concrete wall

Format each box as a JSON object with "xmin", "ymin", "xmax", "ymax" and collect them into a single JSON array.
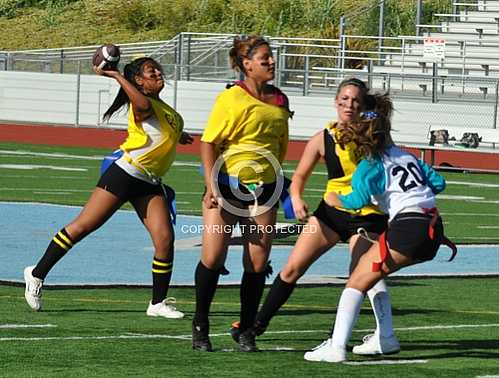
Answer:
[{"xmin": 0, "ymin": 71, "xmax": 497, "ymax": 146}]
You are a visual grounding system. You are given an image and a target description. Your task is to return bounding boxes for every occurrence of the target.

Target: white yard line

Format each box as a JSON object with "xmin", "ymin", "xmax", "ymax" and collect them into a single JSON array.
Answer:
[
  {"xmin": 458, "ymin": 237, "xmax": 499, "ymax": 240},
  {"xmin": 470, "ymin": 200, "xmax": 499, "ymax": 205},
  {"xmin": 438, "ymin": 195, "xmax": 484, "ymax": 200},
  {"xmin": 283, "ymin": 169, "xmax": 327, "ymax": 176},
  {"xmin": 344, "ymin": 360, "xmax": 428, "ymax": 366},
  {"xmin": 441, "ymin": 213, "xmax": 499, "ymax": 217},
  {"xmin": 389, "ymin": 323, "xmax": 499, "ymax": 332},
  {"xmin": 2, "ymin": 323, "xmax": 498, "ymax": 343},
  {"xmin": 33, "ymin": 191, "xmax": 84, "ymax": 195},
  {"xmin": 2, "ymin": 175, "xmax": 88, "ymax": 180},
  {"xmin": 0, "ymin": 150, "xmax": 102, "ymax": 160},
  {"xmin": 0, "ymin": 164, "xmax": 87, "ymax": 171},
  {"xmin": 0, "ymin": 334, "xmax": 188, "ymax": 342},
  {"xmin": 0, "ymin": 150, "xmax": 199, "ymax": 167},
  {"xmin": 0, "ymin": 324, "xmax": 57, "ymax": 329},
  {"xmin": 446, "ymin": 180, "xmax": 499, "ymax": 188},
  {"xmin": 2, "ymin": 149, "xmax": 499, "ymax": 185},
  {"xmin": 221, "ymin": 347, "xmax": 296, "ymax": 352},
  {"xmin": 0, "ymin": 188, "xmax": 90, "ymax": 192}
]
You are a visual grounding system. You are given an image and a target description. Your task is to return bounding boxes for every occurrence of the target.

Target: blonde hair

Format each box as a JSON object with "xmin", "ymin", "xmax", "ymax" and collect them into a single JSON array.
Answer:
[{"xmin": 338, "ymin": 92, "xmax": 394, "ymax": 159}]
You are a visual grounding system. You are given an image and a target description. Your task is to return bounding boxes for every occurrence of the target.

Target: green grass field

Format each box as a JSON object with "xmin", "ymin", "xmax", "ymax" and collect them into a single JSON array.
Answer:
[
  {"xmin": 1, "ymin": 142, "xmax": 499, "ymax": 377},
  {"xmin": 1, "ymin": 279, "xmax": 499, "ymax": 377},
  {"xmin": 1, "ymin": 142, "xmax": 499, "ymax": 243}
]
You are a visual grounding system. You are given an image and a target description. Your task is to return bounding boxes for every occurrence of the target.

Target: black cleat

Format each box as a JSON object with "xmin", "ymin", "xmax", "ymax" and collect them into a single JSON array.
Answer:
[
  {"xmin": 253, "ymin": 320, "xmax": 267, "ymax": 336},
  {"xmin": 239, "ymin": 328, "xmax": 259, "ymax": 352},
  {"xmin": 192, "ymin": 321, "xmax": 213, "ymax": 352}
]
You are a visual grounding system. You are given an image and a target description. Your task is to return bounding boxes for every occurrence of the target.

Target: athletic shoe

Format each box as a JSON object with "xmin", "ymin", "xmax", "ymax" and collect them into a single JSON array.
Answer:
[
  {"xmin": 230, "ymin": 321, "xmax": 241, "ymax": 343},
  {"xmin": 146, "ymin": 297, "xmax": 184, "ymax": 319},
  {"xmin": 192, "ymin": 321, "xmax": 213, "ymax": 352},
  {"xmin": 352, "ymin": 333, "xmax": 400, "ymax": 355},
  {"xmin": 304, "ymin": 338, "xmax": 347, "ymax": 363},
  {"xmin": 238, "ymin": 328, "xmax": 259, "ymax": 352},
  {"xmin": 24, "ymin": 266, "xmax": 43, "ymax": 311},
  {"xmin": 253, "ymin": 319, "xmax": 267, "ymax": 336}
]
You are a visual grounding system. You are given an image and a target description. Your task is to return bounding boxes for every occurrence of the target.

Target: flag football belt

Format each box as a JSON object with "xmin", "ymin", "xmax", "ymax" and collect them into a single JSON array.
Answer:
[
  {"xmin": 371, "ymin": 207, "xmax": 457, "ymax": 272},
  {"xmin": 198, "ymin": 165, "xmax": 295, "ymax": 219},
  {"xmin": 100, "ymin": 149, "xmax": 177, "ymax": 225}
]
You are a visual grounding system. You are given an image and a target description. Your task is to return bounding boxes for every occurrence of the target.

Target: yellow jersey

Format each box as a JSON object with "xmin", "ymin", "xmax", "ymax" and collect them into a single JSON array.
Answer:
[
  {"xmin": 201, "ymin": 84, "xmax": 290, "ymax": 184},
  {"xmin": 120, "ymin": 98, "xmax": 183, "ymax": 178},
  {"xmin": 323, "ymin": 123, "xmax": 382, "ymax": 216}
]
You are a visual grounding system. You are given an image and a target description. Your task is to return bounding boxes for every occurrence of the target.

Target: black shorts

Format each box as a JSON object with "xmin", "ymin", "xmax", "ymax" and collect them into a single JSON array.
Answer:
[
  {"xmin": 97, "ymin": 163, "xmax": 166, "ymax": 201},
  {"xmin": 387, "ymin": 212, "xmax": 444, "ymax": 262},
  {"xmin": 313, "ymin": 200, "xmax": 388, "ymax": 242},
  {"xmin": 213, "ymin": 182, "xmax": 280, "ymax": 209}
]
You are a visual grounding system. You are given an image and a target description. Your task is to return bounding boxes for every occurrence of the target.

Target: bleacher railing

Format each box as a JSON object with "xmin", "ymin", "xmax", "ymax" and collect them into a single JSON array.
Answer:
[
  {"xmin": 3, "ymin": 31, "xmax": 499, "ymax": 99},
  {"xmin": 1, "ymin": 30, "xmax": 499, "ymax": 153}
]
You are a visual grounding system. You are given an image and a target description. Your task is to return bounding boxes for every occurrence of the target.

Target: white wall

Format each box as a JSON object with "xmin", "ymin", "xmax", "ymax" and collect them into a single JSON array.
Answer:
[{"xmin": 0, "ymin": 71, "xmax": 496, "ymax": 145}]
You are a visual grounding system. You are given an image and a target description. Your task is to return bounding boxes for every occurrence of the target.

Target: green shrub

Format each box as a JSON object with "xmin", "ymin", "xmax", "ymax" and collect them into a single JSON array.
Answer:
[{"xmin": 0, "ymin": 0, "xmax": 454, "ymax": 50}]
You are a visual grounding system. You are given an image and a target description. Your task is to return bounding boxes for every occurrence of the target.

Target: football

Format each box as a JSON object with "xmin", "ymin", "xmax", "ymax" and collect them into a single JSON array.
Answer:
[{"xmin": 92, "ymin": 44, "xmax": 120, "ymax": 71}]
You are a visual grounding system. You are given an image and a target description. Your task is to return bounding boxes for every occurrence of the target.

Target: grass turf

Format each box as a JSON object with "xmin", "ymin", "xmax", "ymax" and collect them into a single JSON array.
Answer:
[
  {"xmin": 1, "ymin": 277, "xmax": 499, "ymax": 377},
  {"xmin": 1, "ymin": 142, "xmax": 499, "ymax": 376},
  {"xmin": 1, "ymin": 142, "xmax": 499, "ymax": 243}
]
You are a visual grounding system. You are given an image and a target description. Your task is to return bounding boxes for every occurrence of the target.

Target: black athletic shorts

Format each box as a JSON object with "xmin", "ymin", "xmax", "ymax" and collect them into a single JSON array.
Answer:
[
  {"xmin": 210, "ymin": 182, "xmax": 280, "ymax": 209},
  {"xmin": 313, "ymin": 200, "xmax": 388, "ymax": 242},
  {"xmin": 386, "ymin": 212, "xmax": 444, "ymax": 262},
  {"xmin": 97, "ymin": 162, "xmax": 167, "ymax": 201}
]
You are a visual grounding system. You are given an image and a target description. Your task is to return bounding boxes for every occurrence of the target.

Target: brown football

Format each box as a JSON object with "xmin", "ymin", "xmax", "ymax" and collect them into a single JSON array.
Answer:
[{"xmin": 92, "ymin": 44, "xmax": 120, "ymax": 71}]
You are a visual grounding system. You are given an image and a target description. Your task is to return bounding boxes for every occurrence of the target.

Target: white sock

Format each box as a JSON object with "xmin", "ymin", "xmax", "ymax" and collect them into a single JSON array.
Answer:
[
  {"xmin": 331, "ymin": 287, "xmax": 364, "ymax": 349},
  {"xmin": 367, "ymin": 279, "xmax": 394, "ymax": 338}
]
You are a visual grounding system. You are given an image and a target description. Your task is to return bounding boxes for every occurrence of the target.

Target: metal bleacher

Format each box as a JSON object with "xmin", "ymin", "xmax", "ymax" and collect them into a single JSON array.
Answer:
[{"xmin": 412, "ymin": 0, "xmax": 499, "ymax": 78}]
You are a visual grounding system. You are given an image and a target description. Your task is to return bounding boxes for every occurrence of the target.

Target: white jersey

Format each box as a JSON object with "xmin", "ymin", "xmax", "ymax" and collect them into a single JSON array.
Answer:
[
  {"xmin": 376, "ymin": 146, "xmax": 437, "ymax": 219},
  {"xmin": 339, "ymin": 145, "xmax": 446, "ymax": 221}
]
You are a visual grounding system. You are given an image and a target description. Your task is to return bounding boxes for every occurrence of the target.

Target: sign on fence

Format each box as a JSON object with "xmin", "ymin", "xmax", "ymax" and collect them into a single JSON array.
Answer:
[{"xmin": 423, "ymin": 38, "xmax": 445, "ymax": 61}]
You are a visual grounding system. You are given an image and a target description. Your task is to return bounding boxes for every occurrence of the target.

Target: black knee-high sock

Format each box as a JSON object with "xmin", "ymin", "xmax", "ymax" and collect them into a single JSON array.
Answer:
[
  {"xmin": 152, "ymin": 257, "xmax": 173, "ymax": 304},
  {"xmin": 239, "ymin": 271, "xmax": 267, "ymax": 331},
  {"xmin": 194, "ymin": 262, "xmax": 221, "ymax": 325},
  {"xmin": 32, "ymin": 228, "xmax": 75, "ymax": 280},
  {"xmin": 255, "ymin": 273, "xmax": 296, "ymax": 326}
]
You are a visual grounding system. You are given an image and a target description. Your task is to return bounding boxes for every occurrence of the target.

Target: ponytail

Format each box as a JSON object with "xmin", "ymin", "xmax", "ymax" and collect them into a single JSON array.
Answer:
[
  {"xmin": 102, "ymin": 57, "xmax": 161, "ymax": 122},
  {"xmin": 338, "ymin": 92, "xmax": 394, "ymax": 159}
]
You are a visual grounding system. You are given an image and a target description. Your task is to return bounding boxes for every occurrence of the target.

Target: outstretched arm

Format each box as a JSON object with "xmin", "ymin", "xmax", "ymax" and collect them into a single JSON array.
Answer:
[
  {"xmin": 333, "ymin": 159, "xmax": 384, "ymax": 210},
  {"xmin": 417, "ymin": 159, "xmax": 446, "ymax": 194}
]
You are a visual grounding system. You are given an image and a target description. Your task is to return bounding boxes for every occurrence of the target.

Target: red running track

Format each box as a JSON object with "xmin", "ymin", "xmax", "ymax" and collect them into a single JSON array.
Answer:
[{"xmin": 1, "ymin": 123, "xmax": 498, "ymax": 170}]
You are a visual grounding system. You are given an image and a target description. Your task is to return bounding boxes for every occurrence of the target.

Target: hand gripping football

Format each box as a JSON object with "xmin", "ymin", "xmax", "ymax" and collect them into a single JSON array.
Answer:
[{"xmin": 92, "ymin": 44, "xmax": 120, "ymax": 70}]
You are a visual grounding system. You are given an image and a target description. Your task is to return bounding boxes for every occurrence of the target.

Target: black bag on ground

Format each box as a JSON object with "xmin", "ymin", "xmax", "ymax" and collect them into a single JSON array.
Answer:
[
  {"xmin": 459, "ymin": 132, "xmax": 482, "ymax": 148},
  {"xmin": 429, "ymin": 129, "xmax": 449, "ymax": 146}
]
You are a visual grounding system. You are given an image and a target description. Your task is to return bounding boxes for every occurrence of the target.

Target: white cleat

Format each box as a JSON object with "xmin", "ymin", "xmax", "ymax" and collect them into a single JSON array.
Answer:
[
  {"xmin": 304, "ymin": 338, "xmax": 347, "ymax": 363},
  {"xmin": 24, "ymin": 266, "xmax": 43, "ymax": 311},
  {"xmin": 352, "ymin": 333, "xmax": 400, "ymax": 355},
  {"xmin": 146, "ymin": 297, "xmax": 184, "ymax": 319}
]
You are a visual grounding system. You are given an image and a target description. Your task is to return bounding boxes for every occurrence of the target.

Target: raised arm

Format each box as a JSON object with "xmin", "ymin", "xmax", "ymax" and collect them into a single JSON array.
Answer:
[{"xmin": 94, "ymin": 66, "xmax": 153, "ymax": 122}]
